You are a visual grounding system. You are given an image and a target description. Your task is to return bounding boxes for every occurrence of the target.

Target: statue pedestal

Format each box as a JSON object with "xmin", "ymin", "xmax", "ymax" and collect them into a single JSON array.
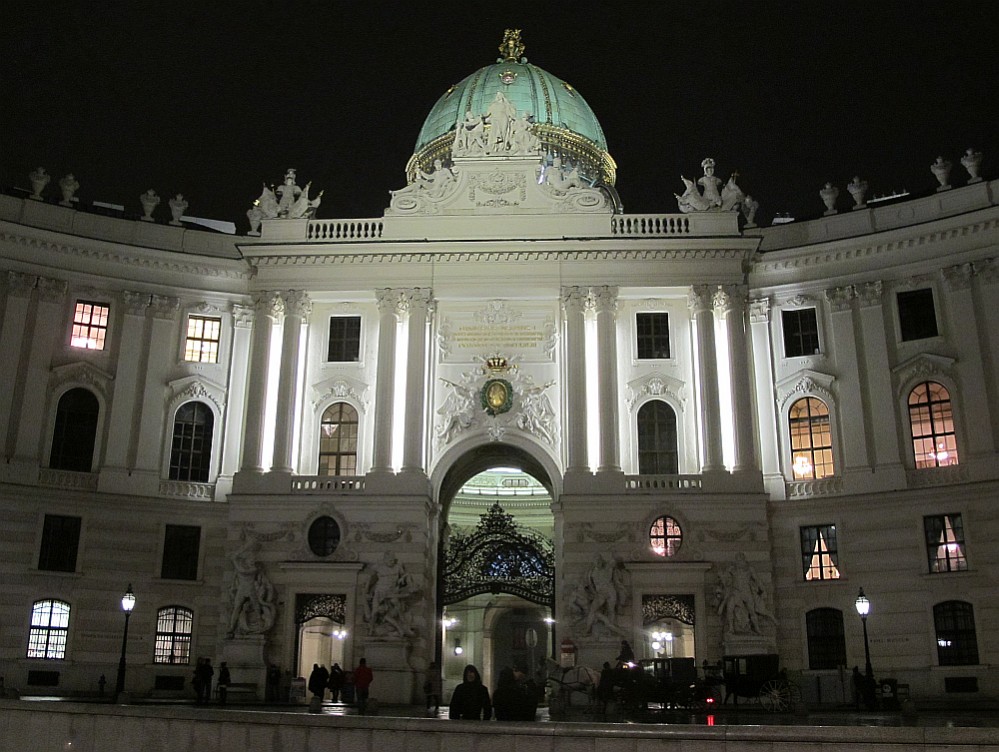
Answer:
[
  {"xmin": 220, "ymin": 635, "xmax": 267, "ymax": 700},
  {"xmin": 360, "ymin": 639, "xmax": 415, "ymax": 705},
  {"xmin": 722, "ymin": 633, "xmax": 773, "ymax": 656}
]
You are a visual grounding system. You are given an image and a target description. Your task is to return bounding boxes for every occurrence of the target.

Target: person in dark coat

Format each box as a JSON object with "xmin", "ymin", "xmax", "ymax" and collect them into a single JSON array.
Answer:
[
  {"xmin": 493, "ymin": 667, "xmax": 537, "ymax": 720},
  {"xmin": 353, "ymin": 658, "xmax": 373, "ymax": 714},
  {"xmin": 217, "ymin": 661, "xmax": 232, "ymax": 706},
  {"xmin": 449, "ymin": 664, "xmax": 491, "ymax": 720},
  {"xmin": 308, "ymin": 663, "xmax": 329, "ymax": 700},
  {"xmin": 328, "ymin": 662, "xmax": 345, "ymax": 702}
]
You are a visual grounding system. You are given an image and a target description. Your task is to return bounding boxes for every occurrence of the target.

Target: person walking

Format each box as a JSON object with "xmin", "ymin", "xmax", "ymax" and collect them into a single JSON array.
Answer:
[
  {"xmin": 328, "ymin": 662, "xmax": 345, "ymax": 703},
  {"xmin": 308, "ymin": 663, "xmax": 329, "ymax": 701},
  {"xmin": 448, "ymin": 664, "xmax": 491, "ymax": 720},
  {"xmin": 217, "ymin": 661, "xmax": 231, "ymax": 706},
  {"xmin": 424, "ymin": 661, "xmax": 442, "ymax": 715},
  {"xmin": 353, "ymin": 658, "xmax": 373, "ymax": 714}
]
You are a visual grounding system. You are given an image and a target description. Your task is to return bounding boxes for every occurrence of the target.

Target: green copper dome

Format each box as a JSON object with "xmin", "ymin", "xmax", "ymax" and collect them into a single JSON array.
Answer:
[{"xmin": 408, "ymin": 30, "xmax": 616, "ymax": 186}]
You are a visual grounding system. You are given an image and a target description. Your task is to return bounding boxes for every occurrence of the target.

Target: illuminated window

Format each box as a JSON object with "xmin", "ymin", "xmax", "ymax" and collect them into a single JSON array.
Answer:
[
  {"xmin": 637, "ymin": 400, "xmax": 678, "ymax": 474},
  {"xmin": 782, "ymin": 308, "xmax": 820, "ymax": 357},
  {"xmin": 800, "ymin": 525, "xmax": 840, "ymax": 580},
  {"xmin": 934, "ymin": 601, "xmax": 978, "ymax": 666},
  {"xmin": 805, "ymin": 608, "xmax": 846, "ymax": 669},
  {"xmin": 27, "ymin": 600, "xmax": 70, "ymax": 659},
  {"xmin": 154, "ymin": 606, "xmax": 193, "ymax": 664},
  {"xmin": 38, "ymin": 514, "xmax": 82, "ymax": 573},
  {"xmin": 789, "ymin": 397, "xmax": 833, "ymax": 479},
  {"xmin": 924, "ymin": 514, "xmax": 967, "ymax": 573},
  {"xmin": 319, "ymin": 402, "xmax": 358, "ymax": 475},
  {"xmin": 897, "ymin": 288, "xmax": 938, "ymax": 341},
  {"xmin": 183, "ymin": 316, "xmax": 221, "ymax": 363},
  {"xmin": 49, "ymin": 388, "xmax": 99, "ymax": 472},
  {"xmin": 649, "ymin": 516, "xmax": 682, "ymax": 558},
  {"xmin": 70, "ymin": 300, "xmax": 109, "ymax": 350},
  {"xmin": 169, "ymin": 402, "xmax": 214, "ymax": 482},
  {"xmin": 909, "ymin": 381, "xmax": 958, "ymax": 468},
  {"xmin": 327, "ymin": 316, "xmax": 361, "ymax": 362},
  {"xmin": 636, "ymin": 313, "xmax": 670, "ymax": 359}
]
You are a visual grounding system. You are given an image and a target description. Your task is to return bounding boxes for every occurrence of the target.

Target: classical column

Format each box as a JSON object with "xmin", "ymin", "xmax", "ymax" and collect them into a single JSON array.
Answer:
[
  {"xmin": 0, "ymin": 273, "xmax": 36, "ymax": 458},
  {"xmin": 371, "ymin": 289, "xmax": 403, "ymax": 473},
  {"xmin": 220, "ymin": 305, "xmax": 254, "ymax": 478},
  {"xmin": 102, "ymin": 291, "xmax": 150, "ymax": 470},
  {"xmin": 402, "ymin": 288, "xmax": 433, "ymax": 474},
  {"xmin": 561, "ymin": 286, "xmax": 590, "ymax": 473},
  {"xmin": 593, "ymin": 286, "xmax": 621, "ymax": 473},
  {"xmin": 824, "ymin": 285, "xmax": 868, "ymax": 470},
  {"xmin": 856, "ymin": 281, "xmax": 903, "ymax": 471},
  {"xmin": 240, "ymin": 292, "xmax": 283, "ymax": 473},
  {"xmin": 271, "ymin": 290, "xmax": 311, "ymax": 473},
  {"xmin": 689, "ymin": 285, "xmax": 724, "ymax": 472},
  {"xmin": 133, "ymin": 295, "xmax": 180, "ymax": 473},
  {"xmin": 715, "ymin": 285, "xmax": 757, "ymax": 472},
  {"xmin": 748, "ymin": 298, "xmax": 779, "ymax": 477}
]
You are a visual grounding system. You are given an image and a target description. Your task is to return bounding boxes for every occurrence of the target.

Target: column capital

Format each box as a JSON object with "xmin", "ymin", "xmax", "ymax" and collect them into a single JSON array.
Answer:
[
  {"xmin": 282, "ymin": 290, "xmax": 313, "ymax": 318},
  {"xmin": 713, "ymin": 284, "xmax": 747, "ymax": 315},
  {"xmin": 252, "ymin": 291, "xmax": 285, "ymax": 320},
  {"xmin": 149, "ymin": 295, "xmax": 179, "ymax": 320},
  {"xmin": 123, "ymin": 290, "xmax": 150, "ymax": 316},
  {"xmin": 687, "ymin": 284, "xmax": 716, "ymax": 314},
  {"xmin": 376, "ymin": 288, "xmax": 407, "ymax": 317},
  {"xmin": 36, "ymin": 276, "xmax": 67, "ymax": 303},
  {"xmin": 7, "ymin": 271, "xmax": 36, "ymax": 298},
  {"xmin": 232, "ymin": 303, "xmax": 254, "ymax": 328},
  {"xmin": 560, "ymin": 285, "xmax": 590, "ymax": 314},
  {"xmin": 748, "ymin": 297, "xmax": 771, "ymax": 323},
  {"xmin": 856, "ymin": 281, "xmax": 883, "ymax": 308},
  {"xmin": 824, "ymin": 285, "xmax": 855, "ymax": 312},
  {"xmin": 592, "ymin": 285, "xmax": 619, "ymax": 315},
  {"xmin": 975, "ymin": 257, "xmax": 999, "ymax": 285},
  {"xmin": 943, "ymin": 263, "xmax": 974, "ymax": 292},
  {"xmin": 405, "ymin": 287, "xmax": 434, "ymax": 315}
]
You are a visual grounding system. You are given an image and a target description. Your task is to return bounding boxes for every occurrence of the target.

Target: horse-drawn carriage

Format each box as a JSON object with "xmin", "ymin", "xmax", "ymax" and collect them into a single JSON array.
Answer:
[
  {"xmin": 619, "ymin": 658, "xmax": 715, "ymax": 717},
  {"xmin": 721, "ymin": 654, "xmax": 800, "ymax": 712}
]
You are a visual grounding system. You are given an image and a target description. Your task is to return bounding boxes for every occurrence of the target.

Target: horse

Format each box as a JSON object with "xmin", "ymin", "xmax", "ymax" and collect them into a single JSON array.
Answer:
[{"xmin": 544, "ymin": 658, "xmax": 601, "ymax": 716}]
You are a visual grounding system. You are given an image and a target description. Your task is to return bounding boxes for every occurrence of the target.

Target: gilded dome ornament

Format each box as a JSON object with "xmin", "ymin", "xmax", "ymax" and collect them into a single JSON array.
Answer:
[
  {"xmin": 498, "ymin": 28, "xmax": 525, "ymax": 62},
  {"xmin": 499, "ymin": 69, "xmax": 517, "ymax": 85}
]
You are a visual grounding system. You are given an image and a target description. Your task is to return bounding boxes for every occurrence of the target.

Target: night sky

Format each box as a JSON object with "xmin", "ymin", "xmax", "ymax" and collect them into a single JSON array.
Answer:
[{"xmin": 2, "ymin": 1, "xmax": 996, "ymax": 231}]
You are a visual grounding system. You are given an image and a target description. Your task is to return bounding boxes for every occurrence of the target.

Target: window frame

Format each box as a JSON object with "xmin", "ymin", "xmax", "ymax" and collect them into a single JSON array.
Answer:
[
  {"xmin": 896, "ymin": 287, "xmax": 939, "ymax": 342},
  {"xmin": 907, "ymin": 380, "xmax": 959, "ymax": 469},
  {"xmin": 318, "ymin": 401, "xmax": 360, "ymax": 476},
  {"xmin": 68, "ymin": 299, "xmax": 111, "ymax": 351},
  {"xmin": 934, "ymin": 600, "xmax": 979, "ymax": 666},
  {"xmin": 168, "ymin": 401, "xmax": 215, "ymax": 483},
  {"xmin": 924, "ymin": 513, "xmax": 968, "ymax": 573},
  {"xmin": 636, "ymin": 399, "xmax": 680, "ymax": 475},
  {"xmin": 781, "ymin": 307, "xmax": 821, "ymax": 358},
  {"xmin": 154, "ymin": 605, "xmax": 194, "ymax": 665},
  {"xmin": 635, "ymin": 312, "xmax": 671, "ymax": 360},
  {"xmin": 182, "ymin": 314, "xmax": 223, "ymax": 364},
  {"xmin": 805, "ymin": 608, "xmax": 847, "ymax": 670},
  {"xmin": 326, "ymin": 316, "xmax": 362, "ymax": 363},
  {"xmin": 27, "ymin": 599, "xmax": 71, "ymax": 660},
  {"xmin": 37, "ymin": 514, "xmax": 82, "ymax": 573},
  {"xmin": 788, "ymin": 396, "xmax": 834, "ymax": 480},
  {"xmin": 649, "ymin": 515, "xmax": 683, "ymax": 558},
  {"xmin": 48, "ymin": 387, "xmax": 101, "ymax": 473},
  {"xmin": 160, "ymin": 524, "xmax": 202, "ymax": 581},
  {"xmin": 799, "ymin": 524, "xmax": 841, "ymax": 581}
]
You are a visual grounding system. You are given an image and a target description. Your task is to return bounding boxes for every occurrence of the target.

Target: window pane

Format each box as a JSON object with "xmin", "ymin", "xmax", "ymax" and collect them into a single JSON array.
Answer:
[
  {"xmin": 637, "ymin": 401, "xmax": 678, "ymax": 474},
  {"xmin": 161, "ymin": 525, "xmax": 201, "ymax": 580},
  {"xmin": 924, "ymin": 514, "xmax": 968, "ymax": 573},
  {"xmin": 897, "ymin": 288, "xmax": 938, "ymax": 341},
  {"xmin": 782, "ymin": 308, "xmax": 820, "ymax": 358},
  {"xmin": 788, "ymin": 398, "xmax": 833, "ymax": 479},
  {"xmin": 70, "ymin": 300, "xmax": 109, "ymax": 350},
  {"xmin": 154, "ymin": 606, "xmax": 194, "ymax": 664},
  {"xmin": 934, "ymin": 601, "xmax": 979, "ymax": 665},
  {"xmin": 649, "ymin": 516, "xmax": 682, "ymax": 557},
  {"xmin": 327, "ymin": 317, "xmax": 361, "ymax": 362},
  {"xmin": 636, "ymin": 313, "xmax": 670, "ymax": 359},
  {"xmin": 908, "ymin": 382, "xmax": 959, "ymax": 468},
  {"xmin": 27, "ymin": 600, "xmax": 70, "ymax": 659},
  {"xmin": 169, "ymin": 402, "xmax": 214, "ymax": 482},
  {"xmin": 319, "ymin": 402, "xmax": 359, "ymax": 476},
  {"xmin": 49, "ymin": 388, "xmax": 99, "ymax": 472},
  {"xmin": 38, "ymin": 515, "xmax": 82, "ymax": 572},
  {"xmin": 184, "ymin": 316, "xmax": 222, "ymax": 363},
  {"xmin": 800, "ymin": 525, "xmax": 840, "ymax": 581},
  {"xmin": 806, "ymin": 608, "xmax": 846, "ymax": 669}
]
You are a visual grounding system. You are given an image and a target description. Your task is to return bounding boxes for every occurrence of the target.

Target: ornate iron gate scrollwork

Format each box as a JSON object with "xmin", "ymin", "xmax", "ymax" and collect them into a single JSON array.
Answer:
[{"xmin": 442, "ymin": 502, "xmax": 554, "ymax": 606}]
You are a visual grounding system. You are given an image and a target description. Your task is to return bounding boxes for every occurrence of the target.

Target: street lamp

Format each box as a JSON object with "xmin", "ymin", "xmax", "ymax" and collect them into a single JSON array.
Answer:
[
  {"xmin": 114, "ymin": 584, "xmax": 135, "ymax": 702},
  {"xmin": 854, "ymin": 587, "xmax": 876, "ymax": 710}
]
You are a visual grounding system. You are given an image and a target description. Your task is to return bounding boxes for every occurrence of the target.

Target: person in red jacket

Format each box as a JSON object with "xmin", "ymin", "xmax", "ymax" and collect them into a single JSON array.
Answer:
[{"xmin": 352, "ymin": 658, "xmax": 374, "ymax": 714}]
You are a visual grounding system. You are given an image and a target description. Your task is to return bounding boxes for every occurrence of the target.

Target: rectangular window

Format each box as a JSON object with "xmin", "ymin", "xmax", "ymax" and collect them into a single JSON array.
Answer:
[
  {"xmin": 327, "ymin": 316, "xmax": 361, "ymax": 362},
  {"xmin": 897, "ymin": 288, "xmax": 938, "ymax": 341},
  {"xmin": 183, "ymin": 315, "xmax": 222, "ymax": 363},
  {"xmin": 161, "ymin": 525, "xmax": 201, "ymax": 581},
  {"xmin": 70, "ymin": 300, "xmax": 109, "ymax": 350},
  {"xmin": 924, "ymin": 514, "xmax": 968, "ymax": 573},
  {"xmin": 636, "ymin": 313, "xmax": 670, "ymax": 359},
  {"xmin": 806, "ymin": 608, "xmax": 847, "ymax": 669},
  {"xmin": 800, "ymin": 524, "xmax": 840, "ymax": 581},
  {"xmin": 38, "ymin": 515, "xmax": 82, "ymax": 572},
  {"xmin": 782, "ymin": 308, "xmax": 820, "ymax": 357}
]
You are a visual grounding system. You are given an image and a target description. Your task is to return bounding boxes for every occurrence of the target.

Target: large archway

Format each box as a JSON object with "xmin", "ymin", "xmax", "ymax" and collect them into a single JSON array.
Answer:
[{"xmin": 434, "ymin": 442, "xmax": 559, "ymax": 695}]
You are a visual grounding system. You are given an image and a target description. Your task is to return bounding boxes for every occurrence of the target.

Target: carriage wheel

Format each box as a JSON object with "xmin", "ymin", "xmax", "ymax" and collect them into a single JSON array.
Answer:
[{"xmin": 758, "ymin": 679, "xmax": 792, "ymax": 712}]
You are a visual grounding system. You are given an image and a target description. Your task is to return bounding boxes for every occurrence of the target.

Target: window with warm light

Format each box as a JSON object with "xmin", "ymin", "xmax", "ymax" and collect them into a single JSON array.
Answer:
[
  {"xmin": 649, "ymin": 515, "xmax": 682, "ymax": 558},
  {"xmin": 934, "ymin": 601, "xmax": 979, "ymax": 666},
  {"xmin": 183, "ymin": 315, "xmax": 222, "ymax": 363},
  {"xmin": 637, "ymin": 400, "xmax": 678, "ymax": 474},
  {"xmin": 789, "ymin": 397, "xmax": 833, "ymax": 479},
  {"xmin": 805, "ymin": 608, "xmax": 846, "ymax": 669},
  {"xmin": 924, "ymin": 514, "xmax": 967, "ymax": 573},
  {"xmin": 70, "ymin": 300, "xmax": 109, "ymax": 350},
  {"xmin": 800, "ymin": 525, "xmax": 840, "ymax": 580},
  {"xmin": 27, "ymin": 600, "xmax": 70, "ymax": 659},
  {"xmin": 319, "ymin": 402, "xmax": 358, "ymax": 475},
  {"xmin": 908, "ymin": 381, "xmax": 959, "ymax": 468},
  {"xmin": 154, "ymin": 606, "xmax": 193, "ymax": 664}
]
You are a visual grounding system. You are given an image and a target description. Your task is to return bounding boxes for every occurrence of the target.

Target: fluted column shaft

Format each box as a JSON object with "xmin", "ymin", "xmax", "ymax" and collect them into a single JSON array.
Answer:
[
  {"xmin": 716, "ymin": 285, "xmax": 757, "ymax": 472},
  {"xmin": 240, "ymin": 292, "xmax": 283, "ymax": 472},
  {"xmin": 594, "ymin": 286, "xmax": 621, "ymax": 472},
  {"xmin": 402, "ymin": 289, "xmax": 433, "ymax": 473},
  {"xmin": 562, "ymin": 286, "xmax": 590, "ymax": 473},
  {"xmin": 689, "ymin": 285, "xmax": 724, "ymax": 472},
  {"xmin": 371, "ymin": 289, "xmax": 402, "ymax": 472},
  {"xmin": 272, "ymin": 291, "xmax": 311, "ymax": 473}
]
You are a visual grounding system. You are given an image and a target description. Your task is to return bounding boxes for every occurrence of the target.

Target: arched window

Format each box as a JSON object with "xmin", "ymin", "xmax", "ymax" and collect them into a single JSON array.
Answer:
[
  {"xmin": 319, "ymin": 402, "xmax": 358, "ymax": 476},
  {"xmin": 789, "ymin": 397, "xmax": 833, "ymax": 479},
  {"xmin": 650, "ymin": 515, "xmax": 683, "ymax": 557},
  {"xmin": 169, "ymin": 402, "xmax": 214, "ymax": 482},
  {"xmin": 934, "ymin": 601, "xmax": 978, "ymax": 666},
  {"xmin": 637, "ymin": 400, "xmax": 678, "ymax": 475},
  {"xmin": 154, "ymin": 606, "xmax": 194, "ymax": 664},
  {"xmin": 49, "ymin": 388, "xmax": 100, "ymax": 472},
  {"xmin": 805, "ymin": 608, "xmax": 846, "ymax": 669},
  {"xmin": 27, "ymin": 599, "xmax": 70, "ymax": 659},
  {"xmin": 908, "ymin": 381, "xmax": 959, "ymax": 468}
]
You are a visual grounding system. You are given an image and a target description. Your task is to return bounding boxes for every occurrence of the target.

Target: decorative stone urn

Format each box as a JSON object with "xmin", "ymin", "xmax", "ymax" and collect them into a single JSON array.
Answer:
[
  {"xmin": 847, "ymin": 176, "xmax": 868, "ymax": 210},
  {"xmin": 139, "ymin": 189, "xmax": 160, "ymax": 221},
  {"xmin": 930, "ymin": 157, "xmax": 952, "ymax": 191},
  {"xmin": 961, "ymin": 148, "xmax": 983, "ymax": 183},
  {"xmin": 28, "ymin": 167, "xmax": 50, "ymax": 200},
  {"xmin": 820, "ymin": 182, "xmax": 839, "ymax": 215},
  {"xmin": 246, "ymin": 204, "xmax": 263, "ymax": 236},
  {"xmin": 58, "ymin": 174, "xmax": 80, "ymax": 207},
  {"xmin": 169, "ymin": 194, "xmax": 188, "ymax": 226},
  {"xmin": 742, "ymin": 195, "xmax": 759, "ymax": 228}
]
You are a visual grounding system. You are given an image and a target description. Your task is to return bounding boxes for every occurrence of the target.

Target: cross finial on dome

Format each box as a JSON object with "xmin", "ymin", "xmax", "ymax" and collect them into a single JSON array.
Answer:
[{"xmin": 499, "ymin": 29, "xmax": 525, "ymax": 62}]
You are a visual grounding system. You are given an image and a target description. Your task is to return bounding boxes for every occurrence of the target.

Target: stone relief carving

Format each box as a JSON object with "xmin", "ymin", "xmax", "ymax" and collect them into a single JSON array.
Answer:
[
  {"xmin": 387, "ymin": 159, "xmax": 460, "ymax": 215},
  {"xmin": 627, "ymin": 372, "xmax": 686, "ymax": 410},
  {"xmin": 49, "ymin": 361, "xmax": 114, "ymax": 404},
  {"xmin": 675, "ymin": 158, "xmax": 746, "ymax": 214},
  {"xmin": 566, "ymin": 554, "xmax": 630, "ymax": 640},
  {"xmin": 168, "ymin": 375, "xmax": 227, "ymax": 414},
  {"xmin": 576, "ymin": 522, "xmax": 632, "ymax": 544},
  {"xmin": 451, "ymin": 91, "xmax": 540, "ymax": 159},
  {"xmin": 712, "ymin": 553, "xmax": 775, "ymax": 637},
  {"xmin": 892, "ymin": 353, "xmax": 955, "ymax": 388},
  {"xmin": 856, "ymin": 281, "xmax": 883, "ymax": 308},
  {"xmin": 468, "ymin": 170, "xmax": 527, "ymax": 207},
  {"xmin": 226, "ymin": 527, "xmax": 279, "ymax": 638},
  {"xmin": 542, "ymin": 316, "xmax": 559, "ymax": 359},
  {"xmin": 824, "ymin": 286, "xmax": 855, "ymax": 312},
  {"xmin": 474, "ymin": 299, "xmax": 522, "ymax": 326},
  {"xmin": 311, "ymin": 377, "xmax": 369, "ymax": 411},
  {"xmin": 775, "ymin": 370, "xmax": 835, "ymax": 409},
  {"xmin": 364, "ymin": 551, "xmax": 421, "ymax": 638}
]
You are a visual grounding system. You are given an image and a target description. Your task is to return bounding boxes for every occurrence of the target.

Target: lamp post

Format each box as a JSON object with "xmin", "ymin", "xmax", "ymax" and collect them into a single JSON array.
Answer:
[
  {"xmin": 114, "ymin": 585, "xmax": 135, "ymax": 702},
  {"xmin": 854, "ymin": 587, "xmax": 876, "ymax": 710}
]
